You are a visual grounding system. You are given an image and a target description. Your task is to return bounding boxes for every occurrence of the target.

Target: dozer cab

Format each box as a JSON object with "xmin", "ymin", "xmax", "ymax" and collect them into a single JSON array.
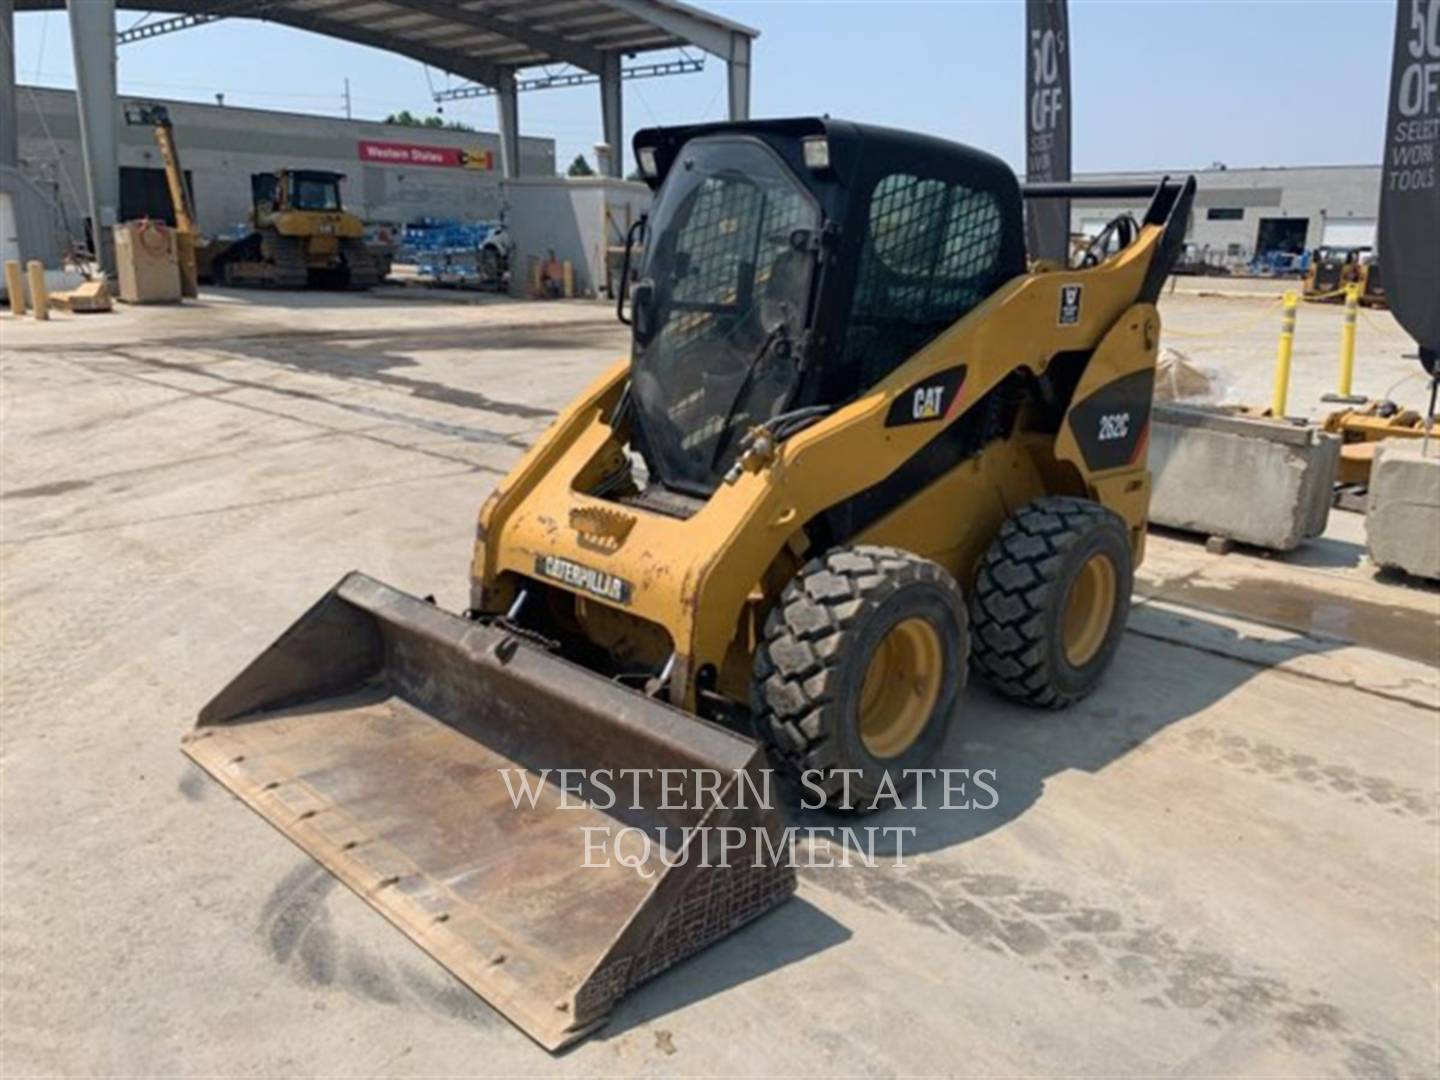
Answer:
[
  {"xmin": 185, "ymin": 118, "xmax": 1194, "ymax": 1049},
  {"xmin": 210, "ymin": 169, "xmax": 384, "ymax": 289}
]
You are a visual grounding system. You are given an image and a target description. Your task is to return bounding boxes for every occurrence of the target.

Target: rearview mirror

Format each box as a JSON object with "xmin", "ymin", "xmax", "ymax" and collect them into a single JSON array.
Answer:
[{"xmin": 631, "ymin": 281, "xmax": 656, "ymax": 344}]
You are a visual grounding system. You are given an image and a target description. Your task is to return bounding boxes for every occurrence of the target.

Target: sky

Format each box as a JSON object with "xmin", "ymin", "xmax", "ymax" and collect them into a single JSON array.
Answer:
[{"xmin": 10, "ymin": 1, "xmax": 1399, "ymax": 176}]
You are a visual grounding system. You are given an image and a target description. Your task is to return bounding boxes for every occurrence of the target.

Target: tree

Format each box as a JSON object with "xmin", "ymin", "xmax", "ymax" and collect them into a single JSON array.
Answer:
[
  {"xmin": 566, "ymin": 153, "xmax": 595, "ymax": 177},
  {"xmin": 384, "ymin": 109, "xmax": 476, "ymax": 132}
]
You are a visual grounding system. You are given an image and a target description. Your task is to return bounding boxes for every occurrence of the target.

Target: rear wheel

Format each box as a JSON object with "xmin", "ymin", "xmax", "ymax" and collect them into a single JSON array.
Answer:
[
  {"xmin": 479, "ymin": 245, "xmax": 503, "ymax": 285},
  {"xmin": 752, "ymin": 545, "xmax": 968, "ymax": 811},
  {"xmin": 969, "ymin": 496, "xmax": 1132, "ymax": 708}
]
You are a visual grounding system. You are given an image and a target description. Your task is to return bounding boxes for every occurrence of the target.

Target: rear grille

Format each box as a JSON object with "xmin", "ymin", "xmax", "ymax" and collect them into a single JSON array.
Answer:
[{"xmin": 617, "ymin": 484, "xmax": 705, "ymax": 521}]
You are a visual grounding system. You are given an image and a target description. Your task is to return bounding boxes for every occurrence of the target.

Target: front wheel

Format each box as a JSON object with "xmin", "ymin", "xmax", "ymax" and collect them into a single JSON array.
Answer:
[
  {"xmin": 969, "ymin": 497, "xmax": 1133, "ymax": 708},
  {"xmin": 752, "ymin": 546, "xmax": 968, "ymax": 812}
]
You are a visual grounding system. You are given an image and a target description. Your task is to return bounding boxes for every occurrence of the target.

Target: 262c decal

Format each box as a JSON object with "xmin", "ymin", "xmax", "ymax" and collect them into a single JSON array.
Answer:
[
  {"xmin": 1097, "ymin": 412, "xmax": 1130, "ymax": 441},
  {"xmin": 1067, "ymin": 370, "xmax": 1153, "ymax": 471}
]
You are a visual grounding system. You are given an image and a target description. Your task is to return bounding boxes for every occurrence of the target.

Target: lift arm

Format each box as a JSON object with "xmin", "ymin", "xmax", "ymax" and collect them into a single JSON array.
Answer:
[{"xmin": 123, "ymin": 103, "xmax": 198, "ymax": 236}]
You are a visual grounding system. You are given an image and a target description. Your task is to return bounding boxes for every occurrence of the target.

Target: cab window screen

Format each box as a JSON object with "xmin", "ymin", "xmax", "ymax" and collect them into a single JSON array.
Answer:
[
  {"xmin": 844, "ymin": 174, "xmax": 1004, "ymax": 389},
  {"xmin": 663, "ymin": 174, "xmax": 812, "ymax": 352},
  {"xmin": 292, "ymin": 177, "xmax": 341, "ymax": 211},
  {"xmin": 628, "ymin": 136, "xmax": 819, "ymax": 494}
]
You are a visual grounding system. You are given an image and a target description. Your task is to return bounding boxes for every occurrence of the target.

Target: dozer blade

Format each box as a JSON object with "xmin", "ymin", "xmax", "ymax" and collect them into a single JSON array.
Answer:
[{"xmin": 184, "ymin": 573, "xmax": 795, "ymax": 1051}]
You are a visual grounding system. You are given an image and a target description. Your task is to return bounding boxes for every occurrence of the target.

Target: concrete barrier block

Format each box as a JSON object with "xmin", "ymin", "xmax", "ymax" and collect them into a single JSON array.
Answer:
[
  {"xmin": 1149, "ymin": 404, "xmax": 1340, "ymax": 551},
  {"xmin": 1365, "ymin": 440, "xmax": 1440, "ymax": 580}
]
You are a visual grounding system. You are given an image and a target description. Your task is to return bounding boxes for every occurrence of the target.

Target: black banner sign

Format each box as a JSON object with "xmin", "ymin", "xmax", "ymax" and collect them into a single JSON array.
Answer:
[
  {"xmin": 1026, "ymin": 0, "xmax": 1072, "ymax": 264},
  {"xmin": 1379, "ymin": 0, "xmax": 1440, "ymax": 360}
]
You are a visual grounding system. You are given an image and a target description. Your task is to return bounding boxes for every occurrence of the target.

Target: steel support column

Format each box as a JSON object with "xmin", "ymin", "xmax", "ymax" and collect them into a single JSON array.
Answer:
[
  {"xmin": 599, "ymin": 52, "xmax": 623, "ymax": 178},
  {"xmin": 1, "ymin": 0, "xmax": 17, "ymax": 169},
  {"xmin": 67, "ymin": 0, "xmax": 118, "ymax": 274},
  {"xmin": 726, "ymin": 31, "xmax": 750, "ymax": 121},
  {"xmin": 599, "ymin": 1, "xmax": 756, "ymax": 121},
  {"xmin": 496, "ymin": 68, "xmax": 520, "ymax": 179}
]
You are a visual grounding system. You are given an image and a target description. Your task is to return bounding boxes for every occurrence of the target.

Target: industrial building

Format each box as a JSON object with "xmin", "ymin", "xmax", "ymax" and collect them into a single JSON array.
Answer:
[
  {"xmin": 1068, "ymin": 164, "xmax": 1382, "ymax": 266},
  {"xmin": 1, "ymin": 0, "xmax": 759, "ymax": 280},
  {"xmin": 15, "ymin": 85, "xmax": 556, "ymax": 241}
]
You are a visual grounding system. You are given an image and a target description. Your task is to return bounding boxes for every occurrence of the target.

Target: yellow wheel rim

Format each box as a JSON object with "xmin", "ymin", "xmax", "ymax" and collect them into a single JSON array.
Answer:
[
  {"xmin": 858, "ymin": 617, "xmax": 944, "ymax": 759},
  {"xmin": 1062, "ymin": 553, "xmax": 1118, "ymax": 667}
]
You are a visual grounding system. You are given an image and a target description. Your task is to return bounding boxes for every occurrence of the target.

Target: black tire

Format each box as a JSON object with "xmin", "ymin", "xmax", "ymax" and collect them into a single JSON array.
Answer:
[
  {"xmin": 752, "ymin": 545, "xmax": 968, "ymax": 812},
  {"xmin": 969, "ymin": 496, "xmax": 1133, "ymax": 709},
  {"xmin": 479, "ymin": 246, "xmax": 503, "ymax": 285}
]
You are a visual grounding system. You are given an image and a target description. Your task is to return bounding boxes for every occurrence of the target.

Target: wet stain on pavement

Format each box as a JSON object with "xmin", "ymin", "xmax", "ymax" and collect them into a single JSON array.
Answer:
[
  {"xmin": 1150, "ymin": 575, "xmax": 1439, "ymax": 666},
  {"xmin": 108, "ymin": 348, "xmax": 547, "ymax": 444}
]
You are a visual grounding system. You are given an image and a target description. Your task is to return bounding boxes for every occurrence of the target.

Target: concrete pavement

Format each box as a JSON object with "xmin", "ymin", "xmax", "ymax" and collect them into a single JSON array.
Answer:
[{"xmin": 2, "ymin": 287, "xmax": 1435, "ymax": 1076}]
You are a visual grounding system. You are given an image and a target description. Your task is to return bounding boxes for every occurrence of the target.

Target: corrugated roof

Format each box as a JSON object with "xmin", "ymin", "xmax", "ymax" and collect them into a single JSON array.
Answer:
[{"xmin": 16, "ymin": 1, "xmax": 758, "ymax": 84}]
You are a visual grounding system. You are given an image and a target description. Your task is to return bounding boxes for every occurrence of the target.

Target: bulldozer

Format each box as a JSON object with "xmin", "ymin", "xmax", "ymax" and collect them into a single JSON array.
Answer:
[
  {"xmin": 209, "ymin": 168, "xmax": 385, "ymax": 289},
  {"xmin": 124, "ymin": 104, "xmax": 385, "ymax": 290},
  {"xmin": 184, "ymin": 118, "xmax": 1195, "ymax": 1050},
  {"xmin": 1303, "ymin": 244, "xmax": 1386, "ymax": 307}
]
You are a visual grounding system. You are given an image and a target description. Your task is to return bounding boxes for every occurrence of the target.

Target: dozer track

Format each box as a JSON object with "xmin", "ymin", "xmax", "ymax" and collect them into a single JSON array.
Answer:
[
  {"xmin": 262, "ymin": 233, "xmax": 309, "ymax": 289},
  {"xmin": 185, "ymin": 573, "xmax": 795, "ymax": 1050},
  {"xmin": 219, "ymin": 232, "xmax": 308, "ymax": 289},
  {"xmin": 341, "ymin": 238, "xmax": 382, "ymax": 289}
]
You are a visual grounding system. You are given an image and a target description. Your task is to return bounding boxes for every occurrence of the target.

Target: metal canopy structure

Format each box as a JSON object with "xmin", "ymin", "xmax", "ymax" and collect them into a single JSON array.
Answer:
[{"xmin": 6, "ymin": 0, "xmax": 758, "ymax": 272}]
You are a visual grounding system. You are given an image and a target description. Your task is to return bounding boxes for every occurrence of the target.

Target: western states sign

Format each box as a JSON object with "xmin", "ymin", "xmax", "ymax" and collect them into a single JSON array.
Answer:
[
  {"xmin": 358, "ymin": 139, "xmax": 495, "ymax": 171},
  {"xmin": 1379, "ymin": 0, "xmax": 1440, "ymax": 364}
]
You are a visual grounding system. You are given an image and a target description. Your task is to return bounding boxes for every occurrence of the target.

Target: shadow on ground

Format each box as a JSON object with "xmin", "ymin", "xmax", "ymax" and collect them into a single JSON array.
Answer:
[
  {"xmin": 597, "ymin": 897, "xmax": 851, "ymax": 1047},
  {"xmin": 790, "ymin": 602, "xmax": 1431, "ymax": 862}
]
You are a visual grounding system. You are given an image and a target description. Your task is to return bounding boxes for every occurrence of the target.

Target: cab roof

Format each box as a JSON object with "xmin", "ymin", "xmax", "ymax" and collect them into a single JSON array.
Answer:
[{"xmin": 633, "ymin": 116, "xmax": 1020, "ymax": 201}]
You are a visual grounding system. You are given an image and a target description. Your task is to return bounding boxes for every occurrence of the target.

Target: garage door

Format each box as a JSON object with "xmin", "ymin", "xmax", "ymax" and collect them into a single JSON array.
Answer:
[{"xmin": 1322, "ymin": 218, "xmax": 1376, "ymax": 247}]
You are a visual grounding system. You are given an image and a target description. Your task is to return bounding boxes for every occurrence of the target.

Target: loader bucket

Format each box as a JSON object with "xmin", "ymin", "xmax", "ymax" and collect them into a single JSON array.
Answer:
[{"xmin": 184, "ymin": 573, "xmax": 795, "ymax": 1050}]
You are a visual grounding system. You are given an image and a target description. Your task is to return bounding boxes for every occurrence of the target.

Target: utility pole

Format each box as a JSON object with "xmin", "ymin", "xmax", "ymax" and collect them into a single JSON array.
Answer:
[{"xmin": 343, "ymin": 77, "xmax": 352, "ymax": 120}]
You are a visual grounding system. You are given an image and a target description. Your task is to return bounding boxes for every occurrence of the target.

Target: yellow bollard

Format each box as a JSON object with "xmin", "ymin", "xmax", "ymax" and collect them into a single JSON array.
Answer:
[
  {"xmin": 4, "ymin": 260, "xmax": 25, "ymax": 316},
  {"xmin": 1271, "ymin": 291, "xmax": 1298, "ymax": 418},
  {"xmin": 26, "ymin": 261, "xmax": 49, "ymax": 321},
  {"xmin": 1337, "ymin": 282, "xmax": 1359, "ymax": 397}
]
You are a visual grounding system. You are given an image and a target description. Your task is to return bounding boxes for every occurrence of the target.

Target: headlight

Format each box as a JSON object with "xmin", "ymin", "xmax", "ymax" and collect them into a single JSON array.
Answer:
[
  {"xmin": 637, "ymin": 146, "xmax": 658, "ymax": 178},
  {"xmin": 802, "ymin": 136, "xmax": 830, "ymax": 171}
]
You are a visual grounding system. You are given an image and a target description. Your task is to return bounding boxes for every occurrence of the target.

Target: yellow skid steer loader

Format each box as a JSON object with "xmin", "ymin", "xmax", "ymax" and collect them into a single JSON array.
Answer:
[{"xmin": 185, "ymin": 118, "xmax": 1195, "ymax": 1050}]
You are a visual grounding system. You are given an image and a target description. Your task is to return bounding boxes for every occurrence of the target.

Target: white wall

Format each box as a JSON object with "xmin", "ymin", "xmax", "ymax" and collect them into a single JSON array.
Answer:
[{"xmin": 504, "ymin": 176, "xmax": 650, "ymax": 298}]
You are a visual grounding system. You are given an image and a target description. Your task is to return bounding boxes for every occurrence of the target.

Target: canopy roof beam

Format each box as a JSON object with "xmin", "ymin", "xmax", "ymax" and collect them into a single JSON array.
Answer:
[
  {"xmin": 597, "ymin": 0, "xmax": 751, "ymax": 119},
  {"xmin": 389, "ymin": 0, "xmax": 605, "ymax": 73}
]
